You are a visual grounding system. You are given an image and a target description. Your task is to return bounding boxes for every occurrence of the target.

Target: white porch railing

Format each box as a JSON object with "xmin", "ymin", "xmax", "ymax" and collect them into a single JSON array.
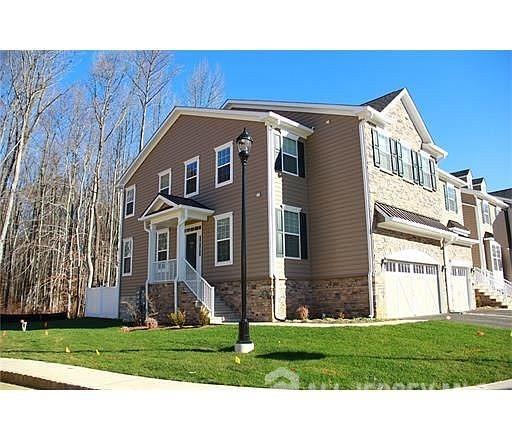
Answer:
[
  {"xmin": 473, "ymin": 267, "xmax": 512, "ymax": 303},
  {"xmin": 150, "ymin": 259, "xmax": 177, "ymax": 283},
  {"xmin": 181, "ymin": 260, "xmax": 215, "ymax": 316}
]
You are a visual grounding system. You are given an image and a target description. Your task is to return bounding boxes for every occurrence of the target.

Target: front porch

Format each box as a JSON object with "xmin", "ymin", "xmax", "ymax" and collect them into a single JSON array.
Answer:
[{"xmin": 140, "ymin": 193, "xmax": 219, "ymax": 320}]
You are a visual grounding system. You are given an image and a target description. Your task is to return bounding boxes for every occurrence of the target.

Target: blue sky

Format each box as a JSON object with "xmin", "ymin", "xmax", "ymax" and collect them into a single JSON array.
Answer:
[{"xmin": 67, "ymin": 51, "xmax": 511, "ymax": 191}]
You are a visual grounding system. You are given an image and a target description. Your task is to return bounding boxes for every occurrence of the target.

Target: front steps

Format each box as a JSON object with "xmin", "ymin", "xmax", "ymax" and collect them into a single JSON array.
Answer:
[
  {"xmin": 475, "ymin": 289, "xmax": 510, "ymax": 309},
  {"xmin": 214, "ymin": 295, "xmax": 240, "ymax": 323}
]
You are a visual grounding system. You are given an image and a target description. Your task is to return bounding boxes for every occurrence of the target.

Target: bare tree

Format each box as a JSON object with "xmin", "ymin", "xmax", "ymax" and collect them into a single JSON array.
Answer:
[
  {"xmin": 128, "ymin": 51, "xmax": 179, "ymax": 151},
  {"xmin": 85, "ymin": 53, "xmax": 128, "ymax": 288},
  {"xmin": 185, "ymin": 59, "xmax": 225, "ymax": 108},
  {"xmin": 0, "ymin": 51, "xmax": 67, "ymax": 272}
]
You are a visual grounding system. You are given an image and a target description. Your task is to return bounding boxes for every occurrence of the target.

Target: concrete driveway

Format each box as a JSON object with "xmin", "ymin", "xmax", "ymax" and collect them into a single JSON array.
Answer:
[{"xmin": 447, "ymin": 309, "xmax": 512, "ymax": 329}]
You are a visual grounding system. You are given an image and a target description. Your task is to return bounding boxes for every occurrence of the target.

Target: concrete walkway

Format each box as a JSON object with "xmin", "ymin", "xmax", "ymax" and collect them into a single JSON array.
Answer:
[
  {"xmin": 0, "ymin": 357, "xmax": 234, "ymax": 390},
  {"xmin": 2, "ymin": 357, "xmax": 511, "ymax": 390}
]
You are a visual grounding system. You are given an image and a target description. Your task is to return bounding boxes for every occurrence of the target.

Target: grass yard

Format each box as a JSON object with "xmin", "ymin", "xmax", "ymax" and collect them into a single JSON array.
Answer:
[{"xmin": 1, "ymin": 318, "xmax": 511, "ymax": 389}]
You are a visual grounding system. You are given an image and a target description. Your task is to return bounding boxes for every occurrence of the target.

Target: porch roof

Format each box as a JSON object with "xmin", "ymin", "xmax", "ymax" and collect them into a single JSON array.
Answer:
[{"xmin": 139, "ymin": 192, "xmax": 214, "ymax": 223}]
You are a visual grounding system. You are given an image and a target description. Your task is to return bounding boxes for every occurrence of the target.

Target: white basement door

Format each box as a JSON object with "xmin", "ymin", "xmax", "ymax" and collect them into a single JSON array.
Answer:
[
  {"xmin": 448, "ymin": 266, "xmax": 471, "ymax": 312},
  {"xmin": 383, "ymin": 260, "xmax": 441, "ymax": 319}
]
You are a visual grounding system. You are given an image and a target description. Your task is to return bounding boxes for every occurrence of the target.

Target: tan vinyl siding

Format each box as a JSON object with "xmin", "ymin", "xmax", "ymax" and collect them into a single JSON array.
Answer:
[
  {"xmin": 120, "ymin": 115, "xmax": 269, "ymax": 299},
  {"xmin": 273, "ymin": 111, "xmax": 369, "ymax": 279}
]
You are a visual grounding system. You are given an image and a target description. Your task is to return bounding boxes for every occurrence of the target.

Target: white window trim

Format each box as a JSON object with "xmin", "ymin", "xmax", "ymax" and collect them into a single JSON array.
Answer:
[
  {"xmin": 420, "ymin": 151, "xmax": 434, "ymax": 192},
  {"xmin": 400, "ymin": 143, "xmax": 414, "ymax": 183},
  {"xmin": 158, "ymin": 168, "xmax": 172, "ymax": 194},
  {"xmin": 277, "ymin": 205, "xmax": 302, "ymax": 260},
  {"xmin": 481, "ymin": 200, "xmax": 491, "ymax": 224},
  {"xmin": 276, "ymin": 130, "xmax": 300, "ymax": 177},
  {"xmin": 214, "ymin": 142, "xmax": 233, "ymax": 188},
  {"xmin": 374, "ymin": 127, "xmax": 394, "ymax": 175},
  {"xmin": 446, "ymin": 182, "xmax": 458, "ymax": 213},
  {"xmin": 124, "ymin": 185, "xmax": 136, "ymax": 219},
  {"xmin": 155, "ymin": 229, "xmax": 169, "ymax": 261},
  {"xmin": 184, "ymin": 156, "xmax": 200, "ymax": 197},
  {"xmin": 122, "ymin": 237, "xmax": 133, "ymax": 276},
  {"xmin": 214, "ymin": 212, "xmax": 233, "ymax": 266}
]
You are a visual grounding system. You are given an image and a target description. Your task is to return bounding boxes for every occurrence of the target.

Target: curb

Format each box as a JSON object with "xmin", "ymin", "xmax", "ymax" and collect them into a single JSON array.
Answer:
[{"xmin": 1, "ymin": 370, "xmax": 91, "ymax": 390}]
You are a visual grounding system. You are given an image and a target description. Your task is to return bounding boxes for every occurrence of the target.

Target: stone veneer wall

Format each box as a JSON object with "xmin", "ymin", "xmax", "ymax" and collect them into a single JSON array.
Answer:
[
  {"xmin": 214, "ymin": 279, "xmax": 274, "ymax": 321},
  {"xmin": 148, "ymin": 283, "xmax": 174, "ymax": 324}
]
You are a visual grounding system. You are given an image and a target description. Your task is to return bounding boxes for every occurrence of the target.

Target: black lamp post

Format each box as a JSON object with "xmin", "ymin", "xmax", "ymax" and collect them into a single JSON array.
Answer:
[{"xmin": 234, "ymin": 128, "xmax": 254, "ymax": 353}]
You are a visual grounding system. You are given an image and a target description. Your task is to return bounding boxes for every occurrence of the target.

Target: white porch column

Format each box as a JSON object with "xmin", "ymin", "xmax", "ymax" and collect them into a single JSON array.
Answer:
[
  {"xmin": 176, "ymin": 212, "xmax": 187, "ymax": 280},
  {"xmin": 147, "ymin": 223, "xmax": 156, "ymax": 283}
]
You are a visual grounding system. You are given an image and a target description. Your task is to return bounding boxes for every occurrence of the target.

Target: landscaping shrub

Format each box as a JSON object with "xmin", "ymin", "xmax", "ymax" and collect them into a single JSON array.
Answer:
[
  {"xmin": 145, "ymin": 317, "xmax": 158, "ymax": 329},
  {"xmin": 296, "ymin": 305, "xmax": 309, "ymax": 321},
  {"xmin": 198, "ymin": 306, "xmax": 210, "ymax": 326},
  {"xmin": 169, "ymin": 310, "xmax": 186, "ymax": 327}
]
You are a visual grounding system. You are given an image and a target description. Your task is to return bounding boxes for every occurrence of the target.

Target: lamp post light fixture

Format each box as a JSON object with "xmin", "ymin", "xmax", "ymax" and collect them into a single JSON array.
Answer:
[{"xmin": 234, "ymin": 128, "xmax": 254, "ymax": 354}]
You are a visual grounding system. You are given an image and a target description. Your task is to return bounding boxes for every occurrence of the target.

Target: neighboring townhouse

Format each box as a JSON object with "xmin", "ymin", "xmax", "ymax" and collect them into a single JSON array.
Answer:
[
  {"xmin": 489, "ymin": 188, "xmax": 512, "ymax": 281},
  {"xmin": 449, "ymin": 171, "xmax": 511, "ymax": 306},
  {"xmin": 117, "ymin": 88, "xmax": 481, "ymax": 323}
]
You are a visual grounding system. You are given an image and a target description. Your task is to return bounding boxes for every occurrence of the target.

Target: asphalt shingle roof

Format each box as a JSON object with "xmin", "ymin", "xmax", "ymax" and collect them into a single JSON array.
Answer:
[{"xmin": 362, "ymin": 89, "xmax": 404, "ymax": 111}]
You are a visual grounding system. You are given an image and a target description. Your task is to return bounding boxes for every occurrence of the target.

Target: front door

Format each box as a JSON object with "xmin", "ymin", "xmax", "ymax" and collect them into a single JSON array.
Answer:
[{"xmin": 185, "ymin": 229, "xmax": 201, "ymax": 273}]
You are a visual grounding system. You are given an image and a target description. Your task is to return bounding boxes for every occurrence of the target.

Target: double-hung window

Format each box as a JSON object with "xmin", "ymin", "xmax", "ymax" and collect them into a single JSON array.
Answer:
[
  {"xmin": 401, "ymin": 145, "xmax": 414, "ymax": 181},
  {"xmin": 371, "ymin": 128, "xmax": 392, "ymax": 173},
  {"xmin": 184, "ymin": 157, "xmax": 199, "ymax": 197},
  {"xmin": 124, "ymin": 185, "xmax": 135, "ymax": 218},
  {"xmin": 274, "ymin": 130, "xmax": 305, "ymax": 177},
  {"xmin": 215, "ymin": 142, "xmax": 233, "ymax": 188},
  {"xmin": 481, "ymin": 200, "xmax": 491, "ymax": 224},
  {"xmin": 122, "ymin": 238, "xmax": 133, "ymax": 276},
  {"xmin": 276, "ymin": 206, "xmax": 307, "ymax": 259},
  {"xmin": 444, "ymin": 183, "xmax": 458, "ymax": 213},
  {"xmin": 158, "ymin": 169, "xmax": 171, "ymax": 194},
  {"xmin": 215, "ymin": 212, "xmax": 233, "ymax": 266},
  {"xmin": 420, "ymin": 152, "xmax": 433, "ymax": 190},
  {"xmin": 282, "ymin": 136, "xmax": 299, "ymax": 175},
  {"xmin": 155, "ymin": 230, "xmax": 169, "ymax": 262},
  {"xmin": 491, "ymin": 243, "xmax": 503, "ymax": 272}
]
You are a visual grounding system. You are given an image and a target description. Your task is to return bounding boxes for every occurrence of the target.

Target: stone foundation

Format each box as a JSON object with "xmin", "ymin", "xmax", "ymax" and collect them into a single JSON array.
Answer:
[
  {"xmin": 148, "ymin": 283, "xmax": 175, "ymax": 324},
  {"xmin": 308, "ymin": 276, "xmax": 370, "ymax": 319},
  {"xmin": 214, "ymin": 279, "xmax": 273, "ymax": 321},
  {"xmin": 281, "ymin": 279, "xmax": 311, "ymax": 318}
]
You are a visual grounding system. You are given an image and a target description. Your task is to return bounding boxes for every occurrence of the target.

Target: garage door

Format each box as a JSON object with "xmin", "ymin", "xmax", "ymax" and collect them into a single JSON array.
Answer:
[
  {"xmin": 449, "ymin": 266, "xmax": 471, "ymax": 312},
  {"xmin": 383, "ymin": 260, "xmax": 441, "ymax": 319}
]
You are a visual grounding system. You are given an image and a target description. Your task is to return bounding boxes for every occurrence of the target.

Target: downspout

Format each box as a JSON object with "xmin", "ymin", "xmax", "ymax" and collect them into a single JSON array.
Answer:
[{"xmin": 358, "ymin": 120, "xmax": 375, "ymax": 318}]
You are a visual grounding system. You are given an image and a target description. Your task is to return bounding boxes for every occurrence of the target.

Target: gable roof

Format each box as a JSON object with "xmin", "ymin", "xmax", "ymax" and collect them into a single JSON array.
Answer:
[
  {"xmin": 472, "ymin": 177, "xmax": 485, "ymax": 185},
  {"xmin": 140, "ymin": 192, "xmax": 213, "ymax": 221},
  {"xmin": 362, "ymin": 89, "xmax": 404, "ymax": 111},
  {"xmin": 118, "ymin": 107, "xmax": 313, "ymax": 187},
  {"xmin": 451, "ymin": 169, "xmax": 471, "ymax": 178}
]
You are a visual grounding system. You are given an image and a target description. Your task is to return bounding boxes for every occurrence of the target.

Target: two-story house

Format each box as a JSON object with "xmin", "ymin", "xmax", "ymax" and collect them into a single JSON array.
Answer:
[
  {"xmin": 447, "ymin": 171, "xmax": 511, "ymax": 306},
  {"xmin": 489, "ymin": 188, "xmax": 512, "ymax": 282},
  {"xmin": 117, "ymin": 88, "xmax": 478, "ymax": 323}
]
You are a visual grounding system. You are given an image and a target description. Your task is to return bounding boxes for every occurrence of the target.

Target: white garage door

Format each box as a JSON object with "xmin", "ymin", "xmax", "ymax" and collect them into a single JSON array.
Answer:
[
  {"xmin": 383, "ymin": 260, "xmax": 441, "ymax": 319},
  {"xmin": 449, "ymin": 266, "xmax": 471, "ymax": 312}
]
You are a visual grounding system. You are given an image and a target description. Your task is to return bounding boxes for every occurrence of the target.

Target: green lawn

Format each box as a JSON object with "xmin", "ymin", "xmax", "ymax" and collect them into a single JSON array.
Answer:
[{"xmin": 1, "ymin": 318, "xmax": 511, "ymax": 389}]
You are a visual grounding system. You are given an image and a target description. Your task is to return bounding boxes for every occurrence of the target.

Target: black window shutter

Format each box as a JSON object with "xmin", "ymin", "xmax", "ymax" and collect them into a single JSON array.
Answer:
[
  {"xmin": 297, "ymin": 140, "xmax": 305, "ymax": 178},
  {"xmin": 390, "ymin": 139, "xmax": 398, "ymax": 174},
  {"xmin": 412, "ymin": 151, "xmax": 420, "ymax": 184},
  {"xmin": 396, "ymin": 141, "xmax": 404, "ymax": 176},
  {"xmin": 299, "ymin": 212, "xmax": 308, "ymax": 260},
  {"xmin": 418, "ymin": 153, "xmax": 424, "ymax": 185},
  {"xmin": 371, "ymin": 129, "xmax": 380, "ymax": 167},
  {"xmin": 430, "ymin": 159, "xmax": 437, "ymax": 191},
  {"xmin": 274, "ymin": 149, "xmax": 282, "ymax": 172},
  {"xmin": 443, "ymin": 184, "xmax": 449, "ymax": 210}
]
